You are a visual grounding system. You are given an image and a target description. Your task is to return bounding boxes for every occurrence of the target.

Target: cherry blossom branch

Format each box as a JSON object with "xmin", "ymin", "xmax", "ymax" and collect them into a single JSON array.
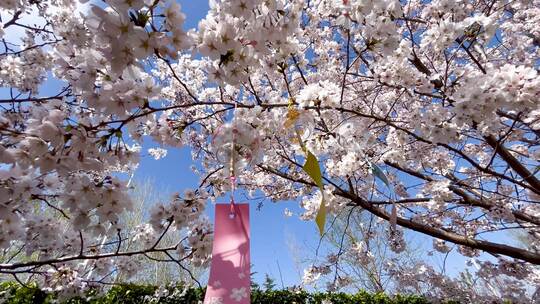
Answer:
[
  {"xmin": 180, "ymin": 101, "xmax": 536, "ymax": 196},
  {"xmin": 384, "ymin": 161, "xmax": 540, "ymax": 226},
  {"xmin": 455, "ymin": 37, "xmax": 487, "ymax": 74},
  {"xmin": 291, "ymin": 54, "xmax": 308, "ymax": 85},
  {"xmin": 0, "ymin": 86, "xmax": 70, "ymax": 103},
  {"xmin": 484, "ymin": 134, "xmax": 540, "ymax": 193},
  {"xmin": 339, "ymin": 190, "xmax": 540, "ymax": 265},
  {"xmin": 2, "ymin": 11, "xmax": 22, "ymax": 28},
  {"xmin": 156, "ymin": 53, "xmax": 199, "ymax": 102},
  {"xmin": 258, "ymin": 161, "xmax": 540, "ymax": 264},
  {"xmin": 0, "ymin": 40, "xmax": 63, "ymax": 56},
  {"xmin": 0, "ymin": 244, "xmax": 183, "ymax": 271}
]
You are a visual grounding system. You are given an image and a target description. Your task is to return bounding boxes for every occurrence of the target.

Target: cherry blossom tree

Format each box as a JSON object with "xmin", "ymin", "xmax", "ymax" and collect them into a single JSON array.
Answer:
[{"xmin": 1, "ymin": 0, "xmax": 539, "ymax": 302}]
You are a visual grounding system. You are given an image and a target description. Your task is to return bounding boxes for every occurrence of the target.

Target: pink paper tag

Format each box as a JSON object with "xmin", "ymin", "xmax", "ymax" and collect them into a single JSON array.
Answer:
[{"xmin": 204, "ymin": 204, "xmax": 250, "ymax": 304}]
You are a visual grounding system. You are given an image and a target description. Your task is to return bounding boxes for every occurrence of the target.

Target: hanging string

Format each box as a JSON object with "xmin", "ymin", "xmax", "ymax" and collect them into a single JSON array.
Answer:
[{"xmin": 229, "ymin": 101, "xmax": 239, "ymax": 218}]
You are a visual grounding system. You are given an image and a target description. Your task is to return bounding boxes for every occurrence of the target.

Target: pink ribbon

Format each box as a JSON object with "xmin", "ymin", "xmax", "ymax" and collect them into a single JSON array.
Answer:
[{"xmin": 204, "ymin": 203, "xmax": 250, "ymax": 304}]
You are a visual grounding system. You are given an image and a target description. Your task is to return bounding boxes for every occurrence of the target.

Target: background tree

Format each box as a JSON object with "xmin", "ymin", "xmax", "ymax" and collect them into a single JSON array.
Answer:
[
  {"xmin": 296, "ymin": 207, "xmax": 422, "ymax": 293},
  {"xmin": 115, "ymin": 179, "xmax": 206, "ymax": 285},
  {"xmin": 262, "ymin": 273, "xmax": 277, "ymax": 291}
]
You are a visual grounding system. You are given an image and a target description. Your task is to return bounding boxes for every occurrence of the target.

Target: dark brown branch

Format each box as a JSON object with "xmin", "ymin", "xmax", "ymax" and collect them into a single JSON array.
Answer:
[
  {"xmin": 3, "ymin": 11, "xmax": 22, "ymax": 28},
  {"xmin": 484, "ymin": 134, "xmax": 540, "ymax": 193},
  {"xmin": 385, "ymin": 161, "xmax": 540, "ymax": 226},
  {"xmin": 261, "ymin": 162, "xmax": 540, "ymax": 264},
  {"xmin": 291, "ymin": 54, "xmax": 308, "ymax": 85},
  {"xmin": 156, "ymin": 52, "xmax": 199, "ymax": 102},
  {"xmin": 341, "ymin": 190, "xmax": 540, "ymax": 264},
  {"xmin": 455, "ymin": 37, "xmax": 487, "ymax": 74},
  {"xmin": 0, "ymin": 245, "xmax": 178, "ymax": 271}
]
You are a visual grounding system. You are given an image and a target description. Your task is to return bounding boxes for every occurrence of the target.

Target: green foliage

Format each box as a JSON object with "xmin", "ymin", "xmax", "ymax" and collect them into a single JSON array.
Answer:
[
  {"xmin": 262, "ymin": 274, "xmax": 276, "ymax": 291},
  {"xmin": 0, "ymin": 282, "xmax": 429, "ymax": 304},
  {"xmin": 250, "ymin": 289, "xmax": 429, "ymax": 304},
  {"xmin": 0, "ymin": 282, "xmax": 49, "ymax": 304},
  {"xmin": 250, "ymin": 264, "xmax": 260, "ymax": 291}
]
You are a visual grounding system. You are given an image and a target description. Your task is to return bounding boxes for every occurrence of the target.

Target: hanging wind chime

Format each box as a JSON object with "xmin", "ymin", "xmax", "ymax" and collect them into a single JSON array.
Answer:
[{"xmin": 204, "ymin": 109, "xmax": 261, "ymax": 304}]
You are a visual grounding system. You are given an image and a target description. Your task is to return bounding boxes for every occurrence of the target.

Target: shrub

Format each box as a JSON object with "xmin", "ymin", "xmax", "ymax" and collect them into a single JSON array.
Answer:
[{"xmin": 0, "ymin": 282, "xmax": 429, "ymax": 304}]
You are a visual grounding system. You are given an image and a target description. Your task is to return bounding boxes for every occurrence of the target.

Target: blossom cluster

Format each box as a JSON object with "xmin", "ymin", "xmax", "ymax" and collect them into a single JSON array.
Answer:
[{"xmin": 196, "ymin": 0, "xmax": 302, "ymax": 84}]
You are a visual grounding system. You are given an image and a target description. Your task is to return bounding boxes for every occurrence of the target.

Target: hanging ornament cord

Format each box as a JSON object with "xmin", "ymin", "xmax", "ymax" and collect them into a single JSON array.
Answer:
[{"xmin": 229, "ymin": 102, "xmax": 239, "ymax": 218}]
